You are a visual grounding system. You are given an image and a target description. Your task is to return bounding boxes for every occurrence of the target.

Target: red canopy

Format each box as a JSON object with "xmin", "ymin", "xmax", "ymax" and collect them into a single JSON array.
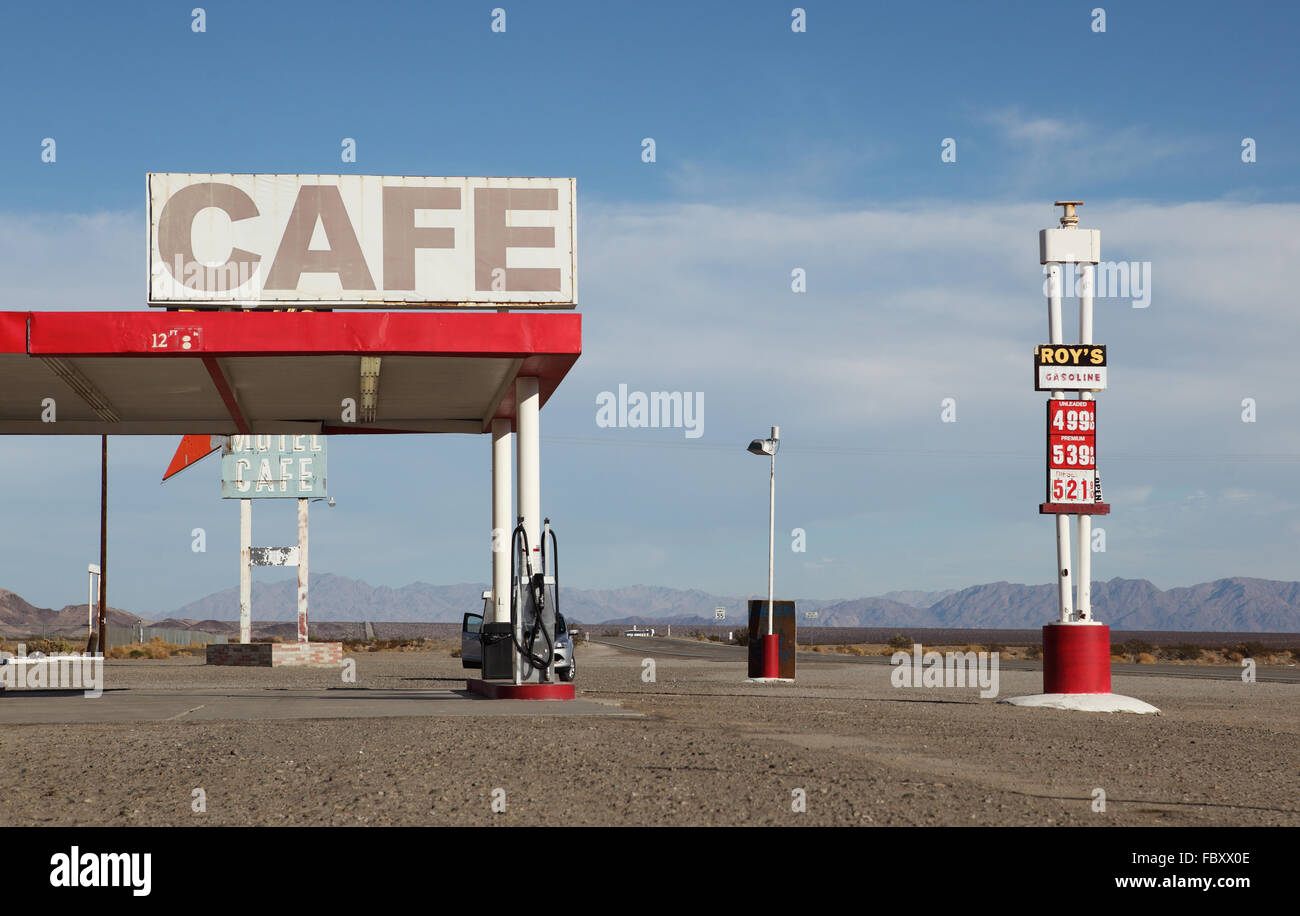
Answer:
[{"xmin": 0, "ymin": 311, "xmax": 581, "ymax": 437}]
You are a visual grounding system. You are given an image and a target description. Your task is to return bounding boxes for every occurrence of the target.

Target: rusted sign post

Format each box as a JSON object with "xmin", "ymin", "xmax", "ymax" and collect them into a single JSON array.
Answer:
[
  {"xmin": 746, "ymin": 600, "xmax": 796, "ymax": 680},
  {"xmin": 220, "ymin": 435, "xmax": 328, "ymax": 643}
]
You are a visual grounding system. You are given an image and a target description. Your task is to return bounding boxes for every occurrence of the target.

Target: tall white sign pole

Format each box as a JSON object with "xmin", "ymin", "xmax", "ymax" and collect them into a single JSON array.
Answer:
[
  {"xmin": 1046, "ymin": 261, "xmax": 1074, "ymax": 623},
  {"xmin": 1076, "ymin": 261, "xmax": 1096, "ymax": 621}
]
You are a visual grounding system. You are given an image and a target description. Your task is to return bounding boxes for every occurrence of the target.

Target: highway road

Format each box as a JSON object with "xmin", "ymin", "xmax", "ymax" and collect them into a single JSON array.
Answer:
[{"xmin": 590, "ymin": 635, "xmax": 1300, "ymax": 684}]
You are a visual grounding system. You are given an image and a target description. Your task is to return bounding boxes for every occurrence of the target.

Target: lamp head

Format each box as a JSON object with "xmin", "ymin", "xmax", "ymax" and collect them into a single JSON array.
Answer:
[{"xmin": 747, "ymin": 438, "xmax": 774, "ymax": 456}]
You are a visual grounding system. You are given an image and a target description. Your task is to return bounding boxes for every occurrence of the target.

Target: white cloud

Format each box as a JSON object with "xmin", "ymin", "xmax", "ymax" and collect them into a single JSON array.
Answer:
[{"xmin": 984, "ymin": 108, "xmax": 1076, "ymax": 144}]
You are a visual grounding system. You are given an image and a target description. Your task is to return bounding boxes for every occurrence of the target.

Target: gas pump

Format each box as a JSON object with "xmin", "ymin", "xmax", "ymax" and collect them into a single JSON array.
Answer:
[{"xmin": 509, "ymin": 516, "xmax": 561, "ymax": 684}]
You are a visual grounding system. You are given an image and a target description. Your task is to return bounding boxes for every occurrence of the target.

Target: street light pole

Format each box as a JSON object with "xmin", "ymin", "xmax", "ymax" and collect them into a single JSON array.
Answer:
[
  {"xmin": 767, "ymin": 432, "xmax": 775, "ymax": 639},
  {"xmin": 747, "ymin": 425, "xmax": 781, "ymax": 680}
]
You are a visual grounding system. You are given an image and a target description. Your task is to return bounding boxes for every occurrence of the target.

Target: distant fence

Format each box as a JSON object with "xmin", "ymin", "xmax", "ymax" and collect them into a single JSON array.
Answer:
[{"xmin": 107, "ymin": 625, "xmax": 228, "ymax": 647}]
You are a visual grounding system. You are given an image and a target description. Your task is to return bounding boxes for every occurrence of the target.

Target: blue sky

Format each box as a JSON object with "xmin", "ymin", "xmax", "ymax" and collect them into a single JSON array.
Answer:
[{"xmin": 2, "ymin": 1, "xmax": 1299, "ymax": 617}]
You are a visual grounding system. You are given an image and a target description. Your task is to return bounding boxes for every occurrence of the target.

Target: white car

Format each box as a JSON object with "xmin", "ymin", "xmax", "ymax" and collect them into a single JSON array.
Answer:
[{"xmin": 553, "ymin": 614, "xmax": 575, "ymax": 682}]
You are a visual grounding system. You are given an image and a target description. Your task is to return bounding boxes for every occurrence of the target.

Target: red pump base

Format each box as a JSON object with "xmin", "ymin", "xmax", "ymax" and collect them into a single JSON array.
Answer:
[
  {"xmin": 1042, "ymin": 623, "xmax": 1111, "ymax": 694},
  {"xmin": 466, "ymin": 679, "xmax": 575, "ymax": 700}
]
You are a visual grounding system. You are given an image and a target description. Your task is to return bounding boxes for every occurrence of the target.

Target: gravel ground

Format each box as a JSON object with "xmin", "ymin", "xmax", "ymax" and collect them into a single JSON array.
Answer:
[{"xmin": 1, "ymin": 642, "xmax": 1297, "ymax": 826}]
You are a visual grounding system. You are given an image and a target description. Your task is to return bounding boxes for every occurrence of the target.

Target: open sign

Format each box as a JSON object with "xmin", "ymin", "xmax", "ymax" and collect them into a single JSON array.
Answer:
[{"xmin": 147, "ymin": 174, "xmax": 576, "ymax": 308}]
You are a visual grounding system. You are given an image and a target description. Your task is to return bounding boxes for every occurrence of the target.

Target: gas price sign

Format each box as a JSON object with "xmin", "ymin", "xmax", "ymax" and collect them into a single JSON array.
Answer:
[{"xmin": 1046, "ymin": 400, "xmax": 1098, "ymax": 504}]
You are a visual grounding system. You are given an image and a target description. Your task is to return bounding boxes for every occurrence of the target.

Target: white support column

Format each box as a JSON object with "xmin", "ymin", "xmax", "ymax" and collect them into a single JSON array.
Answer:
[
  {"xmin": 1076, "ymin": 263, "xmax": 1095, "ymax": 621},
  {"xmin": 515, "ymin": 378, "xmax": 541, "ymax": 567},
  {"xmin": 491, "ymin": 418, "xmax": 513, "ymax": 625},
  {"xmin": 515, "ymin": 377, "xmax": 541, "ymax": 684},
  {"xmin": 1047, "ymin": 262, "xmax": 1074, "ymax": 624},
  {"xmin": 297, "ymin": 497, "xmax": 309, "ymax": 643},
  {"xmin": 239, "ymin": 498, "xmax": 252, "ymax": 644}
]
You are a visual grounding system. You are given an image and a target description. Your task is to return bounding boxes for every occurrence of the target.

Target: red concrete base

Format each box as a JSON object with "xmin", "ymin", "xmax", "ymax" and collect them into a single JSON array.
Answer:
[
  {"xmin": 1042, "ymin": 623, "xmax": 1111, "ymax": 693},
  {"xmin": 206, "ymin": 642, "xmax": 343, "ymax": 667},
  {"xmin": 761, "ymin": 634, "xmax": 781, "ymax": 679},
  {"xmin": 466, "ymin": 679, "xmax": 575, "ymax": 700}
]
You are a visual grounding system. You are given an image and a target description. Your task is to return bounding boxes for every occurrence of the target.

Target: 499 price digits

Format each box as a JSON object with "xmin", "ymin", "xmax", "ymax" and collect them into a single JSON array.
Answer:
[{"xmin": 1050, "ymin": 403, "xmax": 1095, "ymax": 432}]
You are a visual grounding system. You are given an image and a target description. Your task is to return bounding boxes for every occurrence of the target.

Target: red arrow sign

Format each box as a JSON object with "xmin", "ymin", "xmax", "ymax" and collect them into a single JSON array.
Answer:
[{"xmin": 163, "ymin": 434, "xmax": 228, "ymax": 481}]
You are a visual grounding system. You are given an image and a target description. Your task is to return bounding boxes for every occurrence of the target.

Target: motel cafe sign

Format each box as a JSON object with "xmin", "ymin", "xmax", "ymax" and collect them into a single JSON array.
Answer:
[
  {"xmin": 147, "ymin": 174, "xmax": 577, "ymax": 307},
  {"xmin": 220, "ymin": 436, "xmax": 327, "ymax": 499}
]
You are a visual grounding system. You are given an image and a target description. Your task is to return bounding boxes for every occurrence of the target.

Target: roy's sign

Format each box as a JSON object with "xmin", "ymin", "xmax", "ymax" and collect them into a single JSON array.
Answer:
[
  {"xmin": 147, "ymin": 174, "xmax": 576, "ymax": 308},
  {"xmin": 220, "ymin": 435, "xmax": 327, "ymax": 499},
  {"xmin": 1033, "ymin": 344, "xmax": 1107, "ymax": 391}
]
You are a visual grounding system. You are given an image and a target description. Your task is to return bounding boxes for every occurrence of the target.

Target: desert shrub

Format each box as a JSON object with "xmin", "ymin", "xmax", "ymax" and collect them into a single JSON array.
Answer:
[
  {"xmin": 24, "ymin": 637, "xmax": 76, "ymax": 656},
  {"xmin": 108, "ymin": 637, "xmax": 187, "ymax": 659},
  {"xmin": 732, "ymin": 630, "xmax": 750, "ymax": 647},
  {"xmin": 340, "ymin": 637, "xmax": 442, "ymax": 653},
  {"xmin": 1122, "ymin": 638, "xmax": 1152, "ymax": 657},
  {"xmin": 887, "ymin": 633, "xmax": 912, "ymax": 650},
  {"xmin": 1163, "ymin": 643, "xmax": 1203, "ymax": 661},
  {"xmin": 1023, "ymin": 644, "xmax": 1041, "ymax": 660},
  {"xmin": 985, "ymin": 642, "xmax": 1006, "ymax": 655},
  {"xmin": 1234, "ymin": 641, "xmax": 1267, "ymax": 659},
  {"xmin": 1136, "ymin": 652, "xmax": 1156, "ymax": 664}
]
